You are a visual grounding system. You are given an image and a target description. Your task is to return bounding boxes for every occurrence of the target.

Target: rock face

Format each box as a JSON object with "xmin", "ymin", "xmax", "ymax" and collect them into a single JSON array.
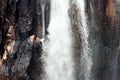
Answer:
[
  {"xmin": 0, "ymin": 0, "xmax": 50, "ymax": 80},
  {"xmin": 85, "ymin": 0, "xmax": 120, "ymax": 80}
]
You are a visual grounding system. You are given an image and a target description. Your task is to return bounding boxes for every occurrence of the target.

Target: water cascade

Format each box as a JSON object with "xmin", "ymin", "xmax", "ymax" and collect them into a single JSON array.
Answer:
[{"xmin": 42, "ymin": 0, "xmax": 74, "ymax": 80}]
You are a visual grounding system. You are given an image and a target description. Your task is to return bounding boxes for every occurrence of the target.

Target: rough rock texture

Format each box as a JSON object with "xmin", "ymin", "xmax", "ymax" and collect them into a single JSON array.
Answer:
[
  {"xmin": 0, "ymin": 0, "xmax": 50, "ymax": 80},
  {"xmin": 86, "ymin": 0, "xmax": 120, "ymax": 80}
]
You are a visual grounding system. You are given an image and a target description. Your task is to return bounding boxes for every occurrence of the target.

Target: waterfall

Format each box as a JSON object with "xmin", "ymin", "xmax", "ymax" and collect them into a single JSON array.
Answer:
[
  {"xmin": 76, "ymin": 0, "xmax": 92, "ymax": 80},
  {"xmin": 42, "ymin": 0, "xmax": 92, "ymax": 80},
  {"xmin": 42, "ymin": 0, "xmax": 74, "ymax": 80}
]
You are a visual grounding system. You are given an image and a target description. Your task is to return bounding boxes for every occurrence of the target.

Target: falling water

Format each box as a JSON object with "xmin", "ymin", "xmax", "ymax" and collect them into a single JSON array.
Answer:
[
  {"xmin": 41, "ymin": 4, "xmax": 45, "ymax": 40},
  {"xmin": 37, "ymin": 0, "xmax": 46, "ymax": 41},
  {"xmin": 76, "ymin": 0, "xmax": 92, "ymax": 80},
  {"xmin": 42, "ymin": 0, "xmax": 74, "ymax": 80}
]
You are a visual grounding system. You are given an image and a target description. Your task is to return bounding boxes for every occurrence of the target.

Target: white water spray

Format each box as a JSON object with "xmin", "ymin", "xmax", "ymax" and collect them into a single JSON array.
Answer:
[
  {"xmin": 42, "ymin": 0, "xmax": 74, "ymax": 80},
  {"xmin": 76, "ymin": 0, "xmax": 92, "ymax": 80}
]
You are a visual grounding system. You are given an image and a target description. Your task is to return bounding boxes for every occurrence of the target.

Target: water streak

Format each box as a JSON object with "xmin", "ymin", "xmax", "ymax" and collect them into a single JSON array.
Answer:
[
  {"xmin": 76, "ymin": 0, "xmax": 92, "ymax": 80},
  {"xmin": 41, "ymin": 4, "xmax": 45, "ymax": 40}
]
